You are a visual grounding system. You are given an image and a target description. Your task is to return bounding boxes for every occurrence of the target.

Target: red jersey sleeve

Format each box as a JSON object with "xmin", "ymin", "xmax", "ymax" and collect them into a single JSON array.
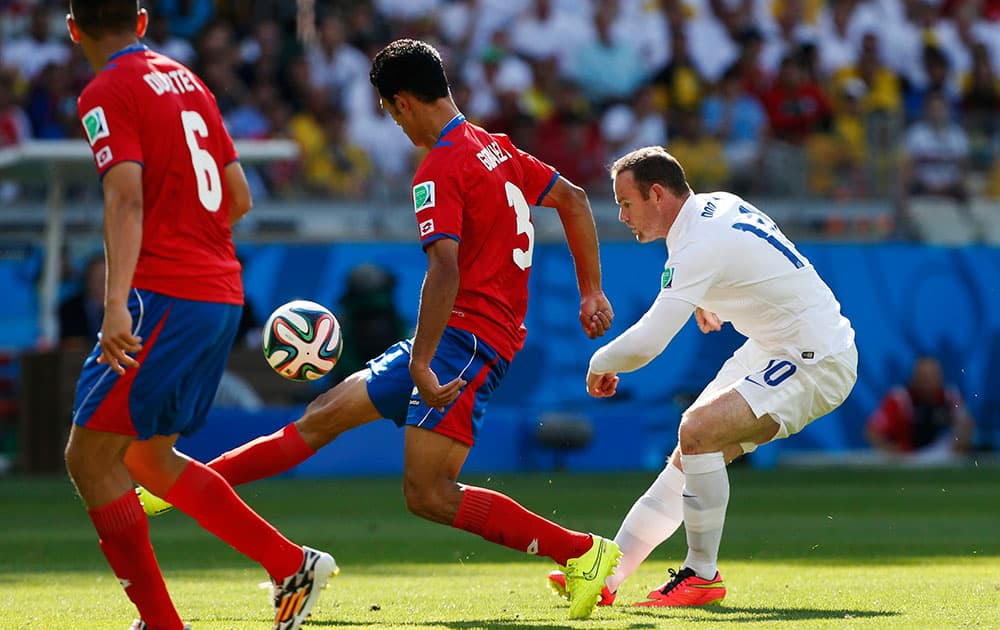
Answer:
[
  {"xmin": 412, "ymin": 153, "xmax": 466, "ymax": 247},
  {"xmin": 78, "ymin": 79, "xmax": 141, "ymax": 176},
  {"xmin": 498, "ymin": 135, "xmax": 559, "ymax": 205}
]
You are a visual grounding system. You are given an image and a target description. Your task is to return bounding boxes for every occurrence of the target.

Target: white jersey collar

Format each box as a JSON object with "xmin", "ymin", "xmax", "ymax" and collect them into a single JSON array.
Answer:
[{"xmin": 665, "ymin": 193, "xmax": 699, "ymax": 252}]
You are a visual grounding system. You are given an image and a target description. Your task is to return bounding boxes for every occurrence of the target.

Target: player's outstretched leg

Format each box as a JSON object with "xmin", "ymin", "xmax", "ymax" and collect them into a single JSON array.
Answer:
[
  {"xmin": 563, "ymin": 535, "xmax": 622, "ymax": 619},
  {"xmin": 633, "ymin": 566, "xmax": 725, "ymax": 607},
  {"xmin": 547, "ymin": 569, "xmax": 616, "ymax": 606},
  {"xmin": 271, "ymin": 546, "xmax": 339, "ymax": 630}
]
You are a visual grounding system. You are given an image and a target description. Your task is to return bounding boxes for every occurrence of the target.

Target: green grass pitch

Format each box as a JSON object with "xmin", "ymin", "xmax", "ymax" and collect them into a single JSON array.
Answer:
[{"xmin": 3, "ymin": 465, "xmax": 998, "ymax": 629}]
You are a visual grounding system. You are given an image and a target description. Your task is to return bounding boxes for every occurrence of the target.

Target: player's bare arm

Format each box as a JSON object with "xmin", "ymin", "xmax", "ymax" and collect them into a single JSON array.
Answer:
[
  {"xmin": 410, "ymin": 238, "xmax": 466, "ymax": 410},
  {"xmin": 694, "ymin": 307, "xmax": 722, "ymax": 334},
  {"xmin": 97, "ymin": 162, "xmax": 144, "ymax": 374},
  {"xmin": 224, "ymin": 161, "xmax": 252, "ymax": 226},
  {"xmin": 541, "ymin": 176, "xmax": 613, "ymax": 338}
]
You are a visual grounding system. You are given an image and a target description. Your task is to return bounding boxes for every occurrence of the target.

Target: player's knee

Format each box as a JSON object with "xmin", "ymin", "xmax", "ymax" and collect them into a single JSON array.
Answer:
[
  {"xmin": 402, "ymin": 482, "xmax": 436, "ymax": 520},
  {"xmin": 678, "ymin": 409, "xmax": 713, "ymax": 454},
  {"xmin": 63, "ymin": 439, "xmax": 86, "ymax": 478}
]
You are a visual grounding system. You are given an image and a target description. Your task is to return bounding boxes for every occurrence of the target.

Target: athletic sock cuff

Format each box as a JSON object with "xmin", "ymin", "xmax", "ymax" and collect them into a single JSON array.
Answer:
[
  {"xmin": 452, "ymin": 487, "xmax": 493, "ymax": 534},
  {"xmin": 89, "ymin": 490, "xmax": 145, "ymax": 535},
  {"xmin": 681, "ymin": 452, "xmax": 726, "ymax": 475}
]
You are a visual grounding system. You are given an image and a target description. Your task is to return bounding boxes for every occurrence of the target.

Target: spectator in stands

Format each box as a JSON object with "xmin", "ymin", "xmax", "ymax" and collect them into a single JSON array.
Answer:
[
  {"xmin": 807, "ymin": 77, "xmax": 867, "ymax": 197},
  {"xmin": 837, "ymin": 32, "xmax": 902, "ymax": 116},
  {"xmin": 0, "ymin": 66, "xmax": 30, "ymax": 147},
  {"xmin": 58, "ymin": 253, "xmax": 104, "ymax": 350},
  {"xmin": 903, "ymin": 45, "xmax": 959, "ymax": 123},
  {"xmin": 305, "ymin": 12, "xmax": 370, "ymax": 113},
  {"xmin": 730, "ymin": 26, "xmax": 772, "ymax": 101},
  {"xmin": 0, "ymin": 65, "xmax": 30, "ymax": 201},
  {"xmin": 667, "ymin": 109, "xmax": 730, "ymax": 191},
  {"xmin": 756, "ymin": 0, "xmax": 819, "ymax": 75},
  {"xmin": 156, "ymin": 0, "xmax": 216, "ymax": 40},
  {"xmin": 0, "ymin": 4, "xmax": 70, "ymax": 82},
  {"xmin": 959, "ymin": 42, "xmax": 1000, "ymax": 169},
  {"xmin": 26, "ymin": 62, "xmax": 77, "ymax": 139},
  {"xmin": 651, "ymin": 22, "xmax": 705, "ymax": 113},
  {"xmin": 901, "ymin": 90, "xmax": 971, "ymax": 208},
  {"xmin": 192, "ymin": 20, "xmax": 245, "ymax": 114},
  {"xmin": 569, "ymin": 1, "xmax": 646, "ymax": 107},
  {"xmin": 291, "ymin": 88, "xmax": 370, "ymax": 198},
  {"xmin": 534, "ymin": 80, "xmax": 607, "ymax": 190},
  {"xmin": 236, "ymin": 18, "xmax": 287, "ymax": 90},
  {"xmin": 814, "ymin": 0, "xmax": 860, "ymax": 77},
  {"xmin": 701, "ymin": 65, "xmax": 768, "ymax": 193},
  {"xmin": 761, "ymin": 50, "xmax": 832, "ymax": 194},
  {"xmin": 762, "ymin": 50, "xmax": 833, "ymax": 142},
  {"xmin": 866, "ymin": 356, "xmax": 975, "ymax": 461},
  {"xmin": 508, "ymin": 0, "xmax": 592, "ymax": 76},
  {"xmin": 143, "ymin": 11, "xmax": 194, "ymax": 66},
  {"xmin": 600, "ymin": 84, "xmax": 668, "ymax": 160}
]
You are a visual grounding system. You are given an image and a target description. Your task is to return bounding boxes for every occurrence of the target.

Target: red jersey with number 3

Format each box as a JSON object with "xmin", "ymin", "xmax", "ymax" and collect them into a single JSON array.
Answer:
[
  {"xmin": 76, "ymin": 45, "xmax": 242, "ymax": 304},
  {"xmin": 413, "ymin": 115, "xmax": 558, "ymax": 360}
]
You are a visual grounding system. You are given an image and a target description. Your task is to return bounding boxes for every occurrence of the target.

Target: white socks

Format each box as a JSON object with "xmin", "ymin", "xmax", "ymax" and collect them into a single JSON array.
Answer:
[
  {"xmin": 680, "ymin": 451, "xmax": 729, "ymax": 579},
  {"xmin": 606, "ymin": 462, "xmax": 685, "ymax": 593}
]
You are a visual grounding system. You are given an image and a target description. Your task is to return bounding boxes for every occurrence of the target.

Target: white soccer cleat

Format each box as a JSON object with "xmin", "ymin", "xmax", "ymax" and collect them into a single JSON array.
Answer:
[{"xmin": 271, "ymin": 546, "xmax": 338, "ymax": 630}]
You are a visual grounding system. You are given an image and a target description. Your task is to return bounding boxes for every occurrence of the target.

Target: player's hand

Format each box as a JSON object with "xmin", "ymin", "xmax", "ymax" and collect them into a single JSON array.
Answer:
[
  {"xmin": 580, "ymin": 292, "xmax": 614, "ymax": 339},
  {"xmin": 695, "ymin": 307, "xmax": 722, "ymax": 334},
  {"xmin": 97, "ymin": 303, "xmax": 142, "ymax": 375},
  {"xmin": 410, "ymin": 362, "xmax": 466, "ymax": 412},
  {"xmin": 586, "ymin": 370, "xmax": 619, "ymax": 398}
]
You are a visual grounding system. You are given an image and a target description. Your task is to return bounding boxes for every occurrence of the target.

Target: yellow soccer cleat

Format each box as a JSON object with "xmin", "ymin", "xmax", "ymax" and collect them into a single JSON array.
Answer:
[
  {"xmin": 135, "ymin": 486, "xmax": 174, "ymax": 516},
  {"xmin": 563, "ymin": 535, "xmax": 621, "ymax": 619},
  {"xmin": 548, "ymin": 569, "xmax": 616, "ymax": 606}
]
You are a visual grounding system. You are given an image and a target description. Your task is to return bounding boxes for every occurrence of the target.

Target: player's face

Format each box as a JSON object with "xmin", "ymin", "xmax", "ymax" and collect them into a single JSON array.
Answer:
[{"xmin": 614, "ymin": 171, "xmax": 666, "ymax": 243}]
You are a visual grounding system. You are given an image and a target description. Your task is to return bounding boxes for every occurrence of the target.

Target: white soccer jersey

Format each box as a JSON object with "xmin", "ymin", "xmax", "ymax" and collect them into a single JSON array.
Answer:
[{"xmin": 591, "ymin": 192, "xmax": 854, "ymax": 374}]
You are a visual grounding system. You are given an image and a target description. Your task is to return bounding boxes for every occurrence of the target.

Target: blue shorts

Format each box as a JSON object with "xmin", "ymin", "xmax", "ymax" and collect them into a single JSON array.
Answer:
[
  {"xmin": 72, "ymin": 289, "xmax": 241, "ymax": 440},
  {"xmin": 366, "ymin": 327, "xmax": 509, "ymax": 446}
]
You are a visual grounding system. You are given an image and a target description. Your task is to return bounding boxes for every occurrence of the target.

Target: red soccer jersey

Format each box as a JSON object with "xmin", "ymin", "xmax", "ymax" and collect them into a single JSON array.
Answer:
[
  {"xmin": 412, "ymin": 115, "xmax": 559, "ymax": 360},
  {"xmin": 77, "ymin": 45, "xmax": 242, "ymax": 304}
]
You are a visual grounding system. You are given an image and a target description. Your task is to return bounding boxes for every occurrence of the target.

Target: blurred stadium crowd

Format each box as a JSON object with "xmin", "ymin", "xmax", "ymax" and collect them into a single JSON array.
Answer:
[{"xmin": 1, "ymin": 0, "xmax": 998, "ymax": 208}]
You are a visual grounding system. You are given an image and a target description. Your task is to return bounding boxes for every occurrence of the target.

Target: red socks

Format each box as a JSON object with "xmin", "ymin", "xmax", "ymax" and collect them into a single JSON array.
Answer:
[
  {"xmin": 165, "ymin": 460, "xmax": 304, "ymax": 581},
  {"xmin": 452, "ymin": 486, "xmax": 593, "ymax": 565},
  {"xmin": 88, "ymin": 491, "xmax": 184, "ymax": 630},
  {"xmin": 207, "ymin": 423, "xmax": 315, "ymax": 487}
]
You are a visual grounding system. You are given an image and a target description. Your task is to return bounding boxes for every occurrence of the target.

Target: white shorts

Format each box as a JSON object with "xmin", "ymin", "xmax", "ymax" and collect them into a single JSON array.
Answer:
[{"xmin": 690, "ymin": 339, "xmax": 858, "ymax": 454}]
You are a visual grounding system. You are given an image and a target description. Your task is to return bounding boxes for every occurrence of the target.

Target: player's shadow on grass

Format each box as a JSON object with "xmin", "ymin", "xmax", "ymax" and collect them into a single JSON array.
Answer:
[
  {"xmin": 305, "ymin": 620, "xmax": 656, "ymax": 629},
  {"xmin": 627, "ymin": 605, "xmax": 900, "ymax": 623}
]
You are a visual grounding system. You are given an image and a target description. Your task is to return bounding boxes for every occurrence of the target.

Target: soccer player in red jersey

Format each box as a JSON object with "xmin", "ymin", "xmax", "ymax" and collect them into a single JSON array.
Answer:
[
  {"xmin": 62, "ymin": 2, "xmax": 335, "ymax": 629},
  {"xmin": 138, "ymin": 38, "xmax": 621, "ymax": 620}
]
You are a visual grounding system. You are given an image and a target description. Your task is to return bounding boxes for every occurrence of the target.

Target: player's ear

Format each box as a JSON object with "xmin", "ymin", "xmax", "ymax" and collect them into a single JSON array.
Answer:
[
  {"xmin": 136, "ymin": 8, "xmax": 149, "ymax": 38},
  {"xmin": 66, "ymin": 13, "xmax": 81, "ymax": 44}
]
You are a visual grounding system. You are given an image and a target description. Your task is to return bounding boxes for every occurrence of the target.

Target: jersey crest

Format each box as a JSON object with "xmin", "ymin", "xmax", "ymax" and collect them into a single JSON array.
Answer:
[
  {"xmin": 82, "ymin": 106, "xmax": 110, "ymax": 146},
  {"xmin": 661, "ymin": 267, "xmax": 674, "ymax": 289},
  {"xmin": 413, "ymin": 181, "xmax": 435, "ymax": 212}
]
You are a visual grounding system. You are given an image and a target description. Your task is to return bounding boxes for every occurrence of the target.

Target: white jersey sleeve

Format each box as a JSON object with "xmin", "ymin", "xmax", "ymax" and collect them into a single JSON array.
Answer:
[{"xmin": 589, "ymin": 294, "xmax": 695, "ymax": 374}]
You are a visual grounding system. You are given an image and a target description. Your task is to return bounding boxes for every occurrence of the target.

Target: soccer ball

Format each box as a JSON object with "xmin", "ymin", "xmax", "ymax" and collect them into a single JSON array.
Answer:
[{"xmin": 262, "ymin": 300, "xmax": 343, "ymax": 381}]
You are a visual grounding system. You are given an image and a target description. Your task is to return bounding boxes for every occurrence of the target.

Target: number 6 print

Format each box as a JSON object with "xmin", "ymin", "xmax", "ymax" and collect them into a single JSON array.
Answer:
[{"xmin": 181, "ymin": 110, "xmax": 222, "ymax": 212}]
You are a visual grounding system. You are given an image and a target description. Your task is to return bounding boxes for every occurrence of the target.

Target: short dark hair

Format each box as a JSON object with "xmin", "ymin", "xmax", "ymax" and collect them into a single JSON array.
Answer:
[
  {"xmin": 70, "ymin": 0, "xmax": 139, "ymax": 39},
  {"xmin": 610, "ymin": 146, "xmax": 690, "ymax": 199},
  {"xmin": 369, "ymin": 39, "xmax": 450, "ymax": 104}
]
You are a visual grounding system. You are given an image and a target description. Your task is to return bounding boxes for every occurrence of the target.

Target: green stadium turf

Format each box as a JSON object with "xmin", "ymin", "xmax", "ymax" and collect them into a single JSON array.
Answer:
[{"xmin": 3, "ymin": 465, "xmax": 998, "ymax": 629}]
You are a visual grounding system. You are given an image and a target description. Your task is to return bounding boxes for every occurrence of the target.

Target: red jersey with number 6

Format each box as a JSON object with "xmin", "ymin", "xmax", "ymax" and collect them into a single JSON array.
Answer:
[
  {"xmin": 76, "ymin": 45, "xmax": 242, "ymax": 304},
  {"xmin": 413, "ymin": 115, "xmax": 559, "ymax": 360}
]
